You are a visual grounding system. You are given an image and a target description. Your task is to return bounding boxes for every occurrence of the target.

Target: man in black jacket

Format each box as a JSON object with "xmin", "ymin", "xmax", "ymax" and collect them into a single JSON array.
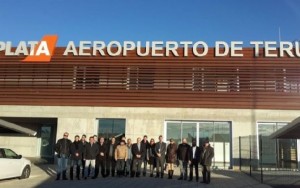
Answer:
[
  {"xmin": 177, "ymin": 138, "xmax": 190, "ymax": 180},
  {"xmin": 70, "ymin": 135, "xmax": 84, "ymax": 180},
  {"xmin": 155, "ymin": 135, "xmax": 167, "ymax": 178},
  {"xmin": 55, "ymin": 132, "xmax": 72, "ymax": 180},
  {"xmin": 80, "ymin": 134, "xmax": 87, "ymax": 178},
  {"xmin": 83, "ymin": 136, "xmax": 99, "ymax": 179},
  {"xmin": 131, "ymin": 137, "xmax": 145, "ymax": 177},
  {"xmin": 95, "ymin": 136, "xmax": 107, "ymax": 178},
  {"xmin": 141, "ymin": 135, "xmax": 150, "ymax": 176},
  {"xmin": 188, "ymin": 139, "xmax": 201, "ymax": 182}
]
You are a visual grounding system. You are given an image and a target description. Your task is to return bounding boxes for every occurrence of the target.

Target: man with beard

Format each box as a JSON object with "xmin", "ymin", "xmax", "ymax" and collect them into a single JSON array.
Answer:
[{"xmin": 201, "ymin": 140, "xmax": 214, "ymax": 184}]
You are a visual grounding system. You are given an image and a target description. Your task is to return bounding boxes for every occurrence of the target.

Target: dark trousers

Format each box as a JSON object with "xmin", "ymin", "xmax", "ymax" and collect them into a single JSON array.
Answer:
[
  {"xmin": 94, "ymin": 156, "xmax": 100, "ymax": 177},
  {"xmin": 106, "ymin": 156, "xmax": 116, "ymax": 176},
  {"xmin": 126, "ymin": 159, "xmax": 132, "ymax": 175},
  {"xmin": 202, "ymin": 165, "xmax": 211, "ymax": 183},
  {"xmin": 116, "ymin": 159, "xmax": 125, "ymax": 176},
  {"xmin": 189, "ymin": 159, "xmax": 199, "ymax": 181},
  {"xmin": 95, "ymin": 158, "xmax": 106, "ymax": 177},
  {"xmin": 142, "ymin": 158, "xmax": 147, "ymax": 175},
  {"xmin": 156, "ymin": 157, "xmax": 165, "ymax": 176},
  {"xmin": 70, "ymin": 159, "xmax": 82, "ymax": 179},
  {"xmin": 149, "ymin": 157, "xmax": 156, "ymax": 175},
  {"xmin": 81, "ymin": 159, "xmax": 86, "ymax": 177},
  {"xmin": 132, "ymin": 158, "xmax": 142, "ymax": 177}
]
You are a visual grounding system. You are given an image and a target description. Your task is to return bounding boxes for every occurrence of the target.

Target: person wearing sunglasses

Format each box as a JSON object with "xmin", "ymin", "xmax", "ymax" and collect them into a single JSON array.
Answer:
[{"xmin": 55, "ymin": 132, "xmax": 72, "ymax": 180}]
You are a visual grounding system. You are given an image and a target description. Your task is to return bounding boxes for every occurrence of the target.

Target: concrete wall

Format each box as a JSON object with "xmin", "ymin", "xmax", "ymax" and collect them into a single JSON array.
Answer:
[
  {"xmin": 0, "ymin": 105, "xmax": 299, "ymax": 167},
  {"xmin": 0, "ymin": 136, "xmax": 38, "ymax": 157}
]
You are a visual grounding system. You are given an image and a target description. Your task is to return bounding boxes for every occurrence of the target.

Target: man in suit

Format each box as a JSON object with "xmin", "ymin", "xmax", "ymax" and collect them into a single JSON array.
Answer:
[
  {"xmin": 131, "ymin": 137, "xmax": 145, "ymax": 177},
  {"xmin": 95, "ymin": 136, "xmax": 107, "ymax": 178},
  {"xmin": 201, "ymin": 140, "xmax": 214, "ymax": 184},
  {"xmin": 155, "ymin": 135, "xmax": 167, "ymax": 178},
  {"xmin": 188, "ymin": 139, "xmax": 201, "ymax": 182},
  {"xmin": 106, "ymin": 137, "xmax": 117, "ymax": 177}
]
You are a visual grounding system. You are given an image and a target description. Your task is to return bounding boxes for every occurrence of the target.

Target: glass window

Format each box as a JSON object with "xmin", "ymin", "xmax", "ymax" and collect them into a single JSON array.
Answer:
[
  {"xmin": 166, "ymin": 120, "xmax": 232, "ymax": 169},
  {"xmin": 98, "ymin": 119, "xmax": 126, "ymax": 141},
  {"xmin": 166, "ymin": 122, "xmax": 181, "ymax": 144},
  {"xmin": 182, "ymin": 122, "xmax": 197, "ymax": 144},
  {"xmin": 4, "ymin": 149, "xmax": 18, "ymax": 159}
]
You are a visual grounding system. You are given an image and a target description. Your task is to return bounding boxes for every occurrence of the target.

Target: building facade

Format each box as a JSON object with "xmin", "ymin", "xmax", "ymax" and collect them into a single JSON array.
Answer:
[{"xmin": 0, "ymin": 47, "xmax": 300, "ymax": 169}]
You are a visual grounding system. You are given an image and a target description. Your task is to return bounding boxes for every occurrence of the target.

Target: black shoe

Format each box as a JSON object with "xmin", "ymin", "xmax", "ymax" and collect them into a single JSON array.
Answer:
[
  {"xmin": 56, "ymin": 173, "xmax": 61, "ymax": 180},
  {"xmin": 189, "ymin": 179, "xmax": 193, "ymax": 182},
  {"xmin": 92, "ymin": 176, "xmax": 97, "ymax": 179},
  {"xmin": 84, "ymin": 177, "xmax": 87, "ymax": 180},
  {"xmin": 200, "ymin": 181, "xmax": 206, "ymax": 183},
  {"xmin": 150, "ymin": 173, "xmax": 153, "ymax": 177},
  {"xmin": 178, "ymin": 177, "xmax": 183, "ymax": 180},
  {"xmin": 143, "ymin": 172, "xmax": 146, "ymax": 177}
]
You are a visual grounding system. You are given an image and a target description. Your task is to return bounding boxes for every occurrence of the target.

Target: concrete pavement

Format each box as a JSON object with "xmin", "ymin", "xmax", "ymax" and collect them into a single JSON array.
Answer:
[{"xmin": 0, "ymin": 164, "xmax": 272, "ymax": 188}]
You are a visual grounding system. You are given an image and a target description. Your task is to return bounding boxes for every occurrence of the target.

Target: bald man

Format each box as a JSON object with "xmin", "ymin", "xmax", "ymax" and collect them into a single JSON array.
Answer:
[{"xmin": 177, "ymin": 138, "xmax": 191, "ymax": 180}]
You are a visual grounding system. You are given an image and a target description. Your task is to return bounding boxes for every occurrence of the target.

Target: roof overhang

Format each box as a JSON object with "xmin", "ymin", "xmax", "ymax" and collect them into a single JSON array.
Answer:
[
  {"xmin": 270, "ymin": 116, "xmax": 300, "ymax": 139},
  {"xmin": 0, "ymin": 119, "xmax": 37, "ymax": 136}
]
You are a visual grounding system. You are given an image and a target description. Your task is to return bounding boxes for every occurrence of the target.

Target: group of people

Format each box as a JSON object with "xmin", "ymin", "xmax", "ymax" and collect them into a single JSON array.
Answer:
[{"xmin": 54, "ymin": 132, "xmax": 214, "ymax": 184}]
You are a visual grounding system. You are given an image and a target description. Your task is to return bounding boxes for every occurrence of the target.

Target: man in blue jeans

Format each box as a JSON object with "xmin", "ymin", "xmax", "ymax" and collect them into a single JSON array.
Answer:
[{"xmin": 55, "ymin": 132, "xmax": 72, "ymax": 180}]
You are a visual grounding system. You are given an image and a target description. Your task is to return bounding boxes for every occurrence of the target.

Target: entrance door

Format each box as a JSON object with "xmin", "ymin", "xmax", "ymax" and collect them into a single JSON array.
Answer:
[{"xmin": 40, "ymin": 124, "xmax": 56, "ymax": 162}]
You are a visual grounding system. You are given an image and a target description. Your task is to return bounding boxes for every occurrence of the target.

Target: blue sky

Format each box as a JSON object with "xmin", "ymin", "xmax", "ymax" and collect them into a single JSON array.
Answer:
[{"xmin": 1, "ymin": 0, "xmax": 300, "ymax": 46}]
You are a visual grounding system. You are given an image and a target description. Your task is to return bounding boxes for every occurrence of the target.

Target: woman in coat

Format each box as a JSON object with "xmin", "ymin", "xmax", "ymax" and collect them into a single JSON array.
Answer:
[
  {"xmin": 148, "ymin": 138, "xmax": 156, "ymax": 177},
  {"xmin": 166, "ymin": 138, "xmax": 177, "ymax": 179}
]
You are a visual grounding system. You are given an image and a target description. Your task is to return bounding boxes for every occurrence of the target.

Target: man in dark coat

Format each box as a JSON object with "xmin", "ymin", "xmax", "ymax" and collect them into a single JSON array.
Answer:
[
  {"xmin": 70, "ymin": 135, "xmax": 84, "ymax": 180},
  {"xmin": 141, "ymin": 135, "xmax": 150, "ymax": 176},
  {"xmin": 188, "ymin": 139, "xmax": 201, "ymax": 182},
  {"xmin": 131, "ymin": 137, "xmax": 146, "ymax": 177},
  {"xmin": 55, "ymin": 132, "xmax": 72, "ymax": 180},
  {"xmin": 95, "ymin": 136, "xmax": 107, "ymax": 178},
  {"xmin": 83, "ymin": 136, "xmax": 99, "ymax": 179},
  {"xmin": 200, "ymin": 140, "xmax": 214, "ymax": 184},
  {"xmin": 177, "ymin": 138, "xmax": 190, "ymax": 180},
  {"xmin": 106, "ymin": 137, "xmax": 117, "ymax": 177},
  {"xmin": 155, "ymin": 135, "xmax": 167, "ymax": 178}
]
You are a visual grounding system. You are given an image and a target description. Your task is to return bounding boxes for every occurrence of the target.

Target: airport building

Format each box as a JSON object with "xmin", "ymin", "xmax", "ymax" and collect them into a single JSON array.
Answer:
[{"xmin": 0, "ymin": 47, "xmax": 300, "ymax": 169}]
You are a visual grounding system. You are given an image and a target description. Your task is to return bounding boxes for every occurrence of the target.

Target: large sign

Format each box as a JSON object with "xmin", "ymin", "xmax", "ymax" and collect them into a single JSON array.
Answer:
[{"xmin": 0, "ymin": 35, "xmax": 300, "ymax": 62}]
